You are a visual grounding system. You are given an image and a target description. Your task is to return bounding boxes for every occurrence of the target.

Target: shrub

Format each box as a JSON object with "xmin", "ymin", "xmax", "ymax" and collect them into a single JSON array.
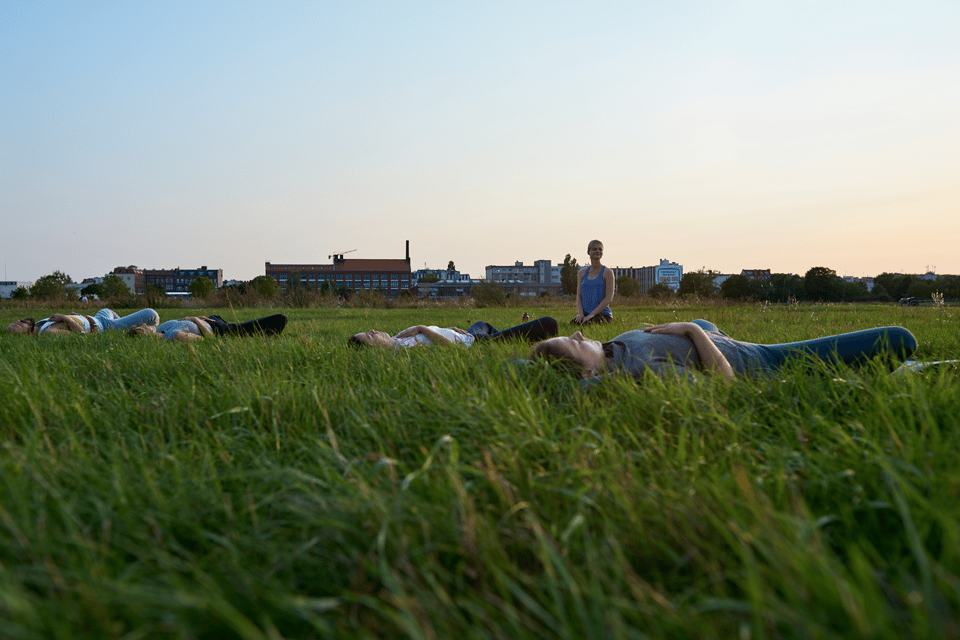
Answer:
[
  {"xmin": 471, "ymin": 281, "xmax": 506, "ymax": 307},
  {"xmin": 647, "ymin": 283, "xmax": 674, "ymax": 299}
]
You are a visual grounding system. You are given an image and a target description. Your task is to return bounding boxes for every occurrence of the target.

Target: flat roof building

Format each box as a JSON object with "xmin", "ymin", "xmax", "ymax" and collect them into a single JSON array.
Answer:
[
  {"xmin": 484, "ymin": 260, "xmax": 562, "ymax": 296},
  {"xmin": 139, "ymin": 266, "xmax": 223, "ymax": 294},
  {"xmin": 111, "ymin": 266, "xmax": 146, "ymax": 294},
  {"xmin": 613, "ymin": 259, "xmax": 683, "ymax": 295},
  {"xmin": 265, "ymin": 242, "xmax": 414, "ymax": 296},
  {"xmin": 0, "ymin": 281, "xmax": 32, "ymax": 298}
]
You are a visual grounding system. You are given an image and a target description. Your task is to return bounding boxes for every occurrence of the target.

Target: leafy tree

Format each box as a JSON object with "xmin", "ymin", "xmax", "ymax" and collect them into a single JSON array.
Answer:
[
  {"xmin": 838, "ymin": 279, "xmax": 868, "ymax": 301},
  {"xmin": 418, "ymin": 273, "xmax": 440, "ymax": 283},
  {"xmin": 647, "ymin": 283, "xmax": 674, "ymax": 299},
  {"xmin": 869, "ymin": 283, "xmax": 892, "ymax": 302},
  {"xmin": 285, "ymin": 272, "xmax": 312, "ymax": 306},
  {"xmin": 904, "ymin": 278, "xmax": 936, "ymax": 300},
  {"xmin": 892, "ymin": 275, "xmax": 918, "ymax": 300},
  {"xmin": 678, "ymin": 269, "xmax": 717, "ymax": 297},
  {"xmin": 80, "ymin": 283, "xmax": 102, "ymax": 298},
  {"xmin": 937, "ymin": 275, "xmax": 960, "ymax": 299},
  {"xmin": 560, "ymin": 254, "xmax": 579, "ymax": 296},
  {"xmin": 872, "ymin": 272, "xmax": 938, "ymax": 301},
  {"xmin": 188, "ymin": 277, "xmax": 215, "ymax": 298},
  {"xmin": 759, "ymin": 273, "xmax": 804, "ymax": 303},
  {"xmin": 250, "ymin": 275, "xmax": 279, "ymax": 298},
  {"xmin": 873, "ymin": 272, "xmax": 899, "ymax": 298},
  {"xmin": 144, "ymin": 284, "xmax": 167, "ymax": 307},
  {"xmin": 286, "ymin": 272, "xmax": 303, "ymax": 290},
  {"xmin": 803, "ymin": 266, "xmax": 840, "ymax": 301},
  {"xmin": 720, "ymin": 274, "xmax": 755, "ymax": 300},
  {"xmin": 30, "ymin": 271, "xmax": 76, "ymax": 301},
  {"xmin": 615, "ymin": 276, "xmax": 639, "ymax": 297},
  {"xmin": 447, "ymin": 261, "xmax": 456, "ymax": 272},
  {"xmin": 11, "ymin": 286, "xmax": 30, "ymax": 300},
  {"xmin": 100, "ymin": 274, "xmax": 131, "ymax": 299}
]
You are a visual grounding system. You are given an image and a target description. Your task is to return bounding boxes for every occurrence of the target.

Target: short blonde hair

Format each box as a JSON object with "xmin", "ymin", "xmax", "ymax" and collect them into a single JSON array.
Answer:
[
  {"xmin": 127, "ymin": 324, "xmax": 155, "ymax": 338},
  {"xmin": 587, "ymin": 239, "xmax": 603, "ymax": 251}
]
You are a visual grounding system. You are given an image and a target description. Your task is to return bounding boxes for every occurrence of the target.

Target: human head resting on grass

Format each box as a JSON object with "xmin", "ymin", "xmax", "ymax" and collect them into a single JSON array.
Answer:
[
  {"xmin": 529, "ymin": 330, "xmax": 606, "ymax": 378},
  {"xmin": 349, "ymin": 329, "xmax": 398, "ymax": 349},
  {"xmin": 127, "ymin": 324, "xmax": 158, "ymax": 337},
  {"xmin": 6, "ymin": 318, "xmax": 36, "ymax": 334}
]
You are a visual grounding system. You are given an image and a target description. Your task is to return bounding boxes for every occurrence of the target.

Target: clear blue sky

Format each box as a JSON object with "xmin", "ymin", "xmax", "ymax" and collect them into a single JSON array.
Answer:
[{"xmin": 3, "ymin": 1, "xmax": 958, "ymax": 283}]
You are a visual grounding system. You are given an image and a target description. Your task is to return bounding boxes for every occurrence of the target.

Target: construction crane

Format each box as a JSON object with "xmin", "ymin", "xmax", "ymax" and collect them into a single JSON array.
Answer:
[{"xmin": 328, "ymin": 249, "xmax": 356, "ymax": 260}]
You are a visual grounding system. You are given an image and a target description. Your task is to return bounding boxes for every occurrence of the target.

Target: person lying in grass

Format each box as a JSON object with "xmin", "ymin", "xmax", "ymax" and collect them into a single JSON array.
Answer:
[
  {"xmin": 529, "ymin": 319, "xmax": 917, "ymax": 380},
  {"xmin": 128, "ymin": 313, "xmax": 287, "ymax": 341},
  {"xmin": 350, "ymin": 316, "xmax": 559, "ymax": 349},
  {"xmin": 6, "ymin": 308, "xmax": 160, "ymax": 335}
]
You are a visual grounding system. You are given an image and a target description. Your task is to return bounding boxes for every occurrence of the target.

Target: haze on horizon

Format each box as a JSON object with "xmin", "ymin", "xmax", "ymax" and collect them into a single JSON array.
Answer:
[{"xmin": 2, "ymin": 1, "xmax": 958, "ymax": 285}]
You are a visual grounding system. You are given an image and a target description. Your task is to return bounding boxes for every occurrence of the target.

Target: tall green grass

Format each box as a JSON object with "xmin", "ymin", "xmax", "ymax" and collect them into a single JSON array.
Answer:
[{"xmin": 1, "ymin": 304, "xmax": 958, "ymax": 638}]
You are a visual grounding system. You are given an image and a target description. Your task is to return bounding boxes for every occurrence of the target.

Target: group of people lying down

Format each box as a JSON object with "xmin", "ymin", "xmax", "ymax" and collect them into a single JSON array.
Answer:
[
  {"xmin": 6, "ymin": 308, "xmax": 287, "ymax": 341},
  {"xmin": 349, "ymin": 316, "xmax": 918, "ymax": 381},
  {"xmin": 8, "ymin": 309, "xmax": 919, "ymax": 380}
]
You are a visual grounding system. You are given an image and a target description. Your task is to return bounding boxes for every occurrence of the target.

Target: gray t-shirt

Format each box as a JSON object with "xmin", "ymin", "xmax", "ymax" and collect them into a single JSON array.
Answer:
[
  {"xmin": 156, "ymin": 318, "xmax": 210, "ymax": 341},
  {"xmin": 601, "ymin": 330, "xmax": 779, "ymax": 379}
]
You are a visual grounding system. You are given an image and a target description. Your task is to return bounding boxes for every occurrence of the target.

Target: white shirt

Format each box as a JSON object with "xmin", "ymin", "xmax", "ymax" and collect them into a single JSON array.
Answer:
[{"xmin": 393, "ymin": 326, "xmax": 475, "ymax": 348}]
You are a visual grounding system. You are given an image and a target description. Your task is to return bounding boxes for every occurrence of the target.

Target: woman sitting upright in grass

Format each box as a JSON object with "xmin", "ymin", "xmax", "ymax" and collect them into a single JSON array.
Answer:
[
  {"xmin": 350, "ymin": 316, "xmax": 559, "ymax": 349},
  {"xmin": 572, "ymin": 239, "xmax": 615, "ymax": 325},
  {"xmin": 530, "ymin": 319, "xmax": 917, "ymax": 381}
]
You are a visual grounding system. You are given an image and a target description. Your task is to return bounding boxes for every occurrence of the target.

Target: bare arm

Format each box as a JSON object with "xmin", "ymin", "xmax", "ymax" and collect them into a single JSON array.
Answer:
[
  {"xmin": 583, "ymin": 267, "xmax": 616, "ymax": 322},
  {"xmin": 47, "ymin": 314, "xmax": 86, "ymax": 333},
  {"xmin": 645, "ymin": 322, "xmax": 734, "ymax": 377},
  {"xmin": 183, "ymin": 317, "xmax": 213, "ymax": 337},
  {"xmin": 574, "ymin": 267, "xmax": 587, "ymax": 322},
  {"xmin": 394, "ymin": 325, "xmax": 454, "ymax": 346},
  {"xmin": 173, "ymin": 330, "xmax": 203, "ymax": 342}
]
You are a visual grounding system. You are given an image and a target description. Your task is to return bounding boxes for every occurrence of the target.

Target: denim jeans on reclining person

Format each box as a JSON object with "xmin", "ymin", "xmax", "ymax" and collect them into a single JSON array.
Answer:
[{"xmin": 94, "ymin": 308, "xmax": 160, "ymax": 332}]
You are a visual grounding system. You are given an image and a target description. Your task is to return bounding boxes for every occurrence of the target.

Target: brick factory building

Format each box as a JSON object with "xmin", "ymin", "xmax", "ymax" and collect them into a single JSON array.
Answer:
[{"xmin": 264, "ymin": 242, "xmax": 414, "ymax": 296}]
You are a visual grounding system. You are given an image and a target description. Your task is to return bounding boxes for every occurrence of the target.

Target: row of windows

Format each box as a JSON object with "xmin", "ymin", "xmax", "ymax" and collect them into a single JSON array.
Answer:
[
  {"xmin": 271, "ymin": 272, "xmax": 407, "ymax": 279},
  {"xmin": 278, "ymin": 280, "xmax": 410, "ymax": 290},
  {"xmin": 146, "ymin": 271, "xmax": 216, "ymax": 277},
  {"xmin": 271, "ymin": 273, "xmax": 410, "ymax": 286},
  {"xmin": 146, "ymin": 276, "xmax": 216, "ymax": 285}
]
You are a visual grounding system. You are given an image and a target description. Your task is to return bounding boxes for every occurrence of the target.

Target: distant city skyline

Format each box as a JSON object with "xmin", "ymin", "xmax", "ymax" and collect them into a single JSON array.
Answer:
[
  {"xmin": 3, "ymin": 2, "xmax": 958, "ymax": 284},
  {"xmin": 2, "ymin": 251, "xmax": 947, "ymax": 288}
]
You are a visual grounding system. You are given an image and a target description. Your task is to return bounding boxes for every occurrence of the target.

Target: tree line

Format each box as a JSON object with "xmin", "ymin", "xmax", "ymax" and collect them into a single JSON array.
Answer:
[
  {"xmin": 557, "ymin": 256, "xmax": 958, "ymax": 303},
  {"xmin": 9, "ymin": 271, "xmax": 217, "ymax": 303},
  {"xmin": 617, "ymin": 266, "xmax": 958, "ymax": 303},
  {"xmin": 10, "ymin": 264, "xmax": 958, "ymax": 307}
]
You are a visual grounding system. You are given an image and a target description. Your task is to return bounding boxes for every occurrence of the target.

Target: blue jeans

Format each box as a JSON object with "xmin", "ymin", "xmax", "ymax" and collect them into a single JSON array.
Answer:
[{"xmin": 93, "ymin": 308, "xmax": 159, "ymax": 331}]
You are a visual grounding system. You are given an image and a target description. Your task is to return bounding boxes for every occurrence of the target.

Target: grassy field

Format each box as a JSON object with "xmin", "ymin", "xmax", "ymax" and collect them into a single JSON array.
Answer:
[{"xmin": 1, "ymin": 302, "xmax": 958, "ymax": 639}]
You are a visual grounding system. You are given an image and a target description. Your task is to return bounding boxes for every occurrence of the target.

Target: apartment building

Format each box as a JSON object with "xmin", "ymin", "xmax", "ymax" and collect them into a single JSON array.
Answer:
[
  {"xmin": 612, "ymin": 259, "xmax": 683, "ymax": 294},
  {"xmin": 130, "ymin": 266, "xmax": 223, "ymax": 294},
  {"xmin": 111, "ymin": 266, "xmax": 146, "ymax": 294},
  {"xmin": 484, "ymin": 260, "xmax": 562, "ymax": 296}
]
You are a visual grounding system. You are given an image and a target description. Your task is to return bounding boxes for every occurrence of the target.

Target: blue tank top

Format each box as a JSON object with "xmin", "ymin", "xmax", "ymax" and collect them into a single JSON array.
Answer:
[{"xmin": 581, "ymin": 266, "xmax": 612, "ymax": 318}]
